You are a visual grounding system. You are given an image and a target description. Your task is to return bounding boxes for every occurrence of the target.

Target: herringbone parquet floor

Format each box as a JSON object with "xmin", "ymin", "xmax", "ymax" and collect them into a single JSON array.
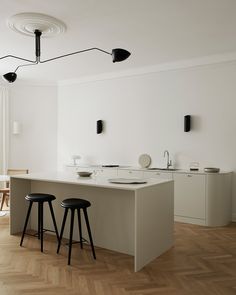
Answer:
[{"xmin": 0, "ymin": 213, "xmax": 236, "ymax": 295}]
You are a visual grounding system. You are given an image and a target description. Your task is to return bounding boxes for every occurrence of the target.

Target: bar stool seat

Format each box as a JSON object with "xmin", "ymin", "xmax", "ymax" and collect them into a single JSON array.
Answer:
[
  {"xmin": 25, "ymin": 193, "xmax": 56, "ymax": 202},
  {"xmin": 20, "ymin": 193, "xmax": 59, "ymax": 252},
  {"xmin": 57, "ymin": 198, "xmax": 96, "ymax": 265},
  {"xmin": 61, "ymin": 198, "xmax": 91, "ymax": 209}
]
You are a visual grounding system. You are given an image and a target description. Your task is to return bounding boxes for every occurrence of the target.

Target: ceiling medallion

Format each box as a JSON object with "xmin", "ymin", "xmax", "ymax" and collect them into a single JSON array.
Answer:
[{"xmin": 7, "ymin": 12, "xmax": 66, "ymax": 37}]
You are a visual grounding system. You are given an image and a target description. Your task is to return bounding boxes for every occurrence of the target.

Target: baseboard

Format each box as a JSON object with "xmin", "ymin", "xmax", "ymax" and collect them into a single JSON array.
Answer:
[
  {"xmin": 174, "ymin": 215, "xmax": 206, "ymax": 226},
  {"xmin": 232, "ymin": 214, "xmax": 236, "ymax": 222}
]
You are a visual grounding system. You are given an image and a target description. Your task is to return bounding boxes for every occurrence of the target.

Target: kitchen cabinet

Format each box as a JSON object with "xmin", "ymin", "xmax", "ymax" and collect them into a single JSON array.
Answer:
[
  {"xmin": 65, "ymin": 165, "xmax": 118, "ymax": 178},
  {"xmin": 173, "ymin": 172, "xmax": 232, "ymax": 226},
  {"xmin": 143, "ymin": 171, "xmax": 173, "ymax": 180},
  {"xmin": 117, "ymin": 169, "xmax": 143, "ymax": 178},
  {"xmin": 65, "ymin": 165, "xmax": 232, "ymax": 226},
  {"xmin": 174, "ymin": 173, "xmax": 205, "ymax": 224},
  {"xmin": 96, "ymin": 168, "xmax": 118, "ymax": 178}
]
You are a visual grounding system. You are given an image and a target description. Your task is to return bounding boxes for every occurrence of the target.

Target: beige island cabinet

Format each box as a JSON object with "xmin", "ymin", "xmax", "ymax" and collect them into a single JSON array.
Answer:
[{"xmin": 10, "ymin": 172, "xmax": 174, "ymax": 272}]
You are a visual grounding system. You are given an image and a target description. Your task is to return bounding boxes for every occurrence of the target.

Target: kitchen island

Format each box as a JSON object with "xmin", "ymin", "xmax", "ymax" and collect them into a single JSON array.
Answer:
[{"xmin": 10, "ymin": 172, "xmax": 174, "ymax": 271}]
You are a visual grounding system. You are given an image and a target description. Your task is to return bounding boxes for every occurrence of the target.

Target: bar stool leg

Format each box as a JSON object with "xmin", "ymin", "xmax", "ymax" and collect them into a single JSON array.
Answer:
[
  {"xmin": 83, "ymin": 208, "xmax": 96, "ymax": 259},
  {"xmin": 48, "ymin": 201, "xmax": 60, "ymax": 241},
  {"xmin": 38, "ymin": 202, "xmax": 40, "ymax": 239},
  {"xmin": 20, "ymin": 201, "xmax": 33, "ymax": 246},
  {"xmin": 57, "ymin": 208, "xmax": 68, "ymax": 254},
  {"xmin": 77, "ymin": 209, "xmax": 83, "ymax": 249},
  {"xmin": 40, "ymin": 202, "xmax": 44, "ymax": 252},
  {"xmin": 68, "ymin": 209, "xmax": 75, "ymax": 265}
]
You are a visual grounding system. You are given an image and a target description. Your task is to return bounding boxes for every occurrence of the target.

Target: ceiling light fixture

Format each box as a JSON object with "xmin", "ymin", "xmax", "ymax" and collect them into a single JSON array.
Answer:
[{"xmin": 1, "ymin": 13, "xmax": 131, "ymax": 83}]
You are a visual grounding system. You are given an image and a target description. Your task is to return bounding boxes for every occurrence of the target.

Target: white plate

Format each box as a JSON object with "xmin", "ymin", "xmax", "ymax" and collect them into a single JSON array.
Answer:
[
  {"xmin": 108, "ymin": 178, "xmax": 147, "ymax": 184},
  {"xmin": 138, "ymin": 154, "xmax": 151, "ymax": 168}
]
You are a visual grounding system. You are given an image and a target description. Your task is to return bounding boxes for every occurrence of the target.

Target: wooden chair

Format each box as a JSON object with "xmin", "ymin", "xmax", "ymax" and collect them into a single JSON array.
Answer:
[{"xmin": 0, "ymin": 169, "xmax": 29, "ymax": 210}]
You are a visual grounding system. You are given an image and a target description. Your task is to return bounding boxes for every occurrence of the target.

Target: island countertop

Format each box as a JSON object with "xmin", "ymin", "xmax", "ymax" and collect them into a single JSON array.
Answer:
[{"xmin": 11, "ymin": 171, "xmax": 172, "ymax": 191}]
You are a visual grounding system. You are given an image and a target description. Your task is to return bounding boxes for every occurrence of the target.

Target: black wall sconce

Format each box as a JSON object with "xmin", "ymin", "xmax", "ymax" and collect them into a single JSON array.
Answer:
[
  {"xmin": 96, "ymin": 120, "xmax": 103, "ymax": 134},
  {"xmin": 184, "ymin": 115, "xmax": 191, "ymax": 132}
]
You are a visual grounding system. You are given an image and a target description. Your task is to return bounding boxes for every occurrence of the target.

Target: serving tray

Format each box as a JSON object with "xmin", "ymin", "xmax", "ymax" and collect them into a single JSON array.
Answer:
[{"xmin": 108, "ymin": 178, "xmax": 147, "ymax": 184}]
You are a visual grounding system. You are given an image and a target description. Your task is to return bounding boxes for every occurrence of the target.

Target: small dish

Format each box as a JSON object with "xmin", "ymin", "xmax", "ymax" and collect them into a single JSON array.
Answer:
[
  {"xmin": 204, "ymin": 167, "xmax": 220, "ymax": 173},
  {"xmin": 77, "ymin": 171, "xmax": 92, "ymax": 177}
]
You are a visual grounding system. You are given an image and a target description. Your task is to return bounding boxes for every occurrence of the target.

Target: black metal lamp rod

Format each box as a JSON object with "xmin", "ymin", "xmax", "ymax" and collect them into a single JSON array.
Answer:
[{"xmin": 35, "ymin": 29, "xmax": 42, "ymax": 62}]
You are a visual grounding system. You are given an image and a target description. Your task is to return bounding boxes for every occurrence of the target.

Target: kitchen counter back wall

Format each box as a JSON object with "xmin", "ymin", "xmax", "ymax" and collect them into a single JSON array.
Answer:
[{"xmin": 58, "ymin": 62, "xmax": 236, "ymax": 220}]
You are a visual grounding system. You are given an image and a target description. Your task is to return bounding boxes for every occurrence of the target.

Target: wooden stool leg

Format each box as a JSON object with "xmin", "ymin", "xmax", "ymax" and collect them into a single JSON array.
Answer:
[
  {"xmin": 57, "ymin": 208, "xmax": 68, "ymax": 254},
  {"xmin": 48, "ymin": 201, "xmax": 60, "ymax": 241},
  {"xmin": 20, "ymin": 202, "xmax": 33, "ymax": 246},
  {"xmin": 0, "ymin": 193, "xmax": 6, "ymax": 211},
  {"xmin": 5, "ymin": 194, "xmax": 9, "ymax": 207},
  {"xmin": 83, "ymin": 208, "xmax": 96, "ymax": 259},
  {"xmin": 68, "ymin": 209, "xmax": 75, "ymax": 265},
  {"xmin": 77, "ymin": 209, "xmax": 83, "ymax": 249}
]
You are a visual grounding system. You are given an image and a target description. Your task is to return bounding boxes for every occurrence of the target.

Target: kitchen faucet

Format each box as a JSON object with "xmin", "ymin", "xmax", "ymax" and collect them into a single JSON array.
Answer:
[{"xmin": 164, "ymin": 150, "xmax": 172, "ymax": 169}]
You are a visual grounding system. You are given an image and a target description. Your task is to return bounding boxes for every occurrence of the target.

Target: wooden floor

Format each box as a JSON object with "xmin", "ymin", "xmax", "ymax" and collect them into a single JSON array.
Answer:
[{"xmin": 0, "ymin": 213, "xmax": 236, "ymax": 295}]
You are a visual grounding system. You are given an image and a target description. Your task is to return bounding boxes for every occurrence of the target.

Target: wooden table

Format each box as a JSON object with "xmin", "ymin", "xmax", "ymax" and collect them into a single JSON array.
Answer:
[{"xmin": 10, "ymin": 172, "xmax": 174, "ymax": 271}]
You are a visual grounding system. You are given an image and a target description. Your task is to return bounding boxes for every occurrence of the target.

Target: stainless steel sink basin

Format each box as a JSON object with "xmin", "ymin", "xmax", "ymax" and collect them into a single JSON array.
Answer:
[{"xmin": 147, "ymin": 168, "xmax": 179, "ymax": 171}]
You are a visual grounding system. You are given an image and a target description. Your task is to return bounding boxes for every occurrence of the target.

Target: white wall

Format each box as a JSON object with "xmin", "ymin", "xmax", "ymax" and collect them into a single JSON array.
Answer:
[
  {"xmin": 9, "ymin": 84, "xmax": 58, "ymax": 172},
  {"xmin": 58, "ymin": 62, "xmax": 236, "ymax": 218}
]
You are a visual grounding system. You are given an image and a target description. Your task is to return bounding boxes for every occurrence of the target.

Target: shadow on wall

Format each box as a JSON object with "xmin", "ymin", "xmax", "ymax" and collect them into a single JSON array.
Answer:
[
  {"xmin": 185, "ymin": 115, "xmax": 202, "ymax": 132},
  {"xmin": 190, "ymin": 115, "xmax": 202, "ymax": 132}
]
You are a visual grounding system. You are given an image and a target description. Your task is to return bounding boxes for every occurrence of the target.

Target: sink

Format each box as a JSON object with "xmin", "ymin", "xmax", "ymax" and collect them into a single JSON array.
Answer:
[{"xmin": 147, "ymin": 168, "xmax": 179, "ymax": 171}]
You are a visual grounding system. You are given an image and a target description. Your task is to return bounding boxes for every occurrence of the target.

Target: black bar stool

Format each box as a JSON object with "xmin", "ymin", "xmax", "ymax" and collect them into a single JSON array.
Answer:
[
  {"xmin": 20, "ymin": 193, "xmax": 59, "ymax": 252},
  {"xmin": 57, "ymin": 198, "xmax": 96, "ymax": 265}
]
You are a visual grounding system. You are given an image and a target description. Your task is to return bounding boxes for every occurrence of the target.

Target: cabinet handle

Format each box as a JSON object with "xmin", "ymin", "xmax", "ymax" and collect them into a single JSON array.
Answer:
[{"xmin": 187, "ymin": 174, "xmax": 192, "ymax": 177}]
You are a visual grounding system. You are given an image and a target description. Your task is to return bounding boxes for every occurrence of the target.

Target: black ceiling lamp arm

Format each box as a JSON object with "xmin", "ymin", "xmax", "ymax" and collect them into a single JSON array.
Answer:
[
  {"xmin": 32, "ymin": 29, "xmax": 111, "ymax": 64},
  {"xmin": 2, "ymin": 29, "xmax": 131, "ymax": 83},
  {"xmin": 40, "ymin": 47, "xmax": 111, "ymax": 64},
  {"xmin": 0, "ymin": 54, "xmax": 35, "ymax": 63}
]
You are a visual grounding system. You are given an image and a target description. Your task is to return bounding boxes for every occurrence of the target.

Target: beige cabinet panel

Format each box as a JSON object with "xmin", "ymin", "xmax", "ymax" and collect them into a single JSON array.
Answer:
[
  {"xmin": 143, "ymin": 171, "xmax": 173, "ymax": 180},
  {"xmin": 174, "ymin": 173, "xmax": 206, "ymax": 219},
  {"xmin": 117, "ymin": 169, "xmax": 144, "ymax": 178}
]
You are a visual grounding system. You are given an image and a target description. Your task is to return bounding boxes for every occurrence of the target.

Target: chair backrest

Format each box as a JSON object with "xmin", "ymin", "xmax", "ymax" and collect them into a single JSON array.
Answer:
[{"xmin": 7, "ymin": 169, "xmax": 29, "ymax": 176}]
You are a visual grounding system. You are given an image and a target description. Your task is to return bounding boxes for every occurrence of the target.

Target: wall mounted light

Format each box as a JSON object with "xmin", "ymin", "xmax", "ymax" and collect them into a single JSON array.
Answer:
[
  {"xmin": 184, "ymin": 115, "xmax": 191, "ymax": 132},
  {"xmin": 96, "ymin": 120, "xmax": 103, "ymax": 134},
  {"xmin": 1, "ymin": 13, "xmax": 131, "ymax": 83},
  {"xmin": 13, "ymin": 121, "xmax": 20, "ymax": 135}
]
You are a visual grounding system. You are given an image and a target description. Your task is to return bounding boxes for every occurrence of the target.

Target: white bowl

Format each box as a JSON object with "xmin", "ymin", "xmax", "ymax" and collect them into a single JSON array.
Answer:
[{"xmin": 77, "ymin": 171, "xmax": 92, "ymax": 177}]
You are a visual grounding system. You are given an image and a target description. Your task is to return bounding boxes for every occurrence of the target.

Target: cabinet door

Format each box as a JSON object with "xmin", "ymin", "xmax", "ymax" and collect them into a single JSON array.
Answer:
[
  {"xmin": 143, "ymin": 171, "xmax": 173, "ymax": 180},
  {"xmin": 65, "ymin": 165, "xmax": 78, "ymax": 173},
  {"xmin": 174, "ymin": 173, "xmax": 206, "ymax": 219},
  {"xmin": 117, "ymin": 169, "xmax": 143, "ymax": 178},
  {"xmin": 96, "ymin": 168, "xmax": 118, "ymax": 178}
]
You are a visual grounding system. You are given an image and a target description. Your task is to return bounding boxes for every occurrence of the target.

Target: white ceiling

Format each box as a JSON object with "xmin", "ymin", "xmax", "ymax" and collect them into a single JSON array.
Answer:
[{"xmin": 1, "ymin": 0, "xmax": 236, "ymax": 83}]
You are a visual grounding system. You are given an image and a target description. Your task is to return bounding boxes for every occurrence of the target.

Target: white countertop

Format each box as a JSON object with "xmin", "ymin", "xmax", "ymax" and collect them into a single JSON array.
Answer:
[
  {"xmin": 11, "ymin": 171, "xmax": 172, "ymax": 191},
  {"xmin": 67, "ymin": 164, "xmax": 231, "ymax": 175}
]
